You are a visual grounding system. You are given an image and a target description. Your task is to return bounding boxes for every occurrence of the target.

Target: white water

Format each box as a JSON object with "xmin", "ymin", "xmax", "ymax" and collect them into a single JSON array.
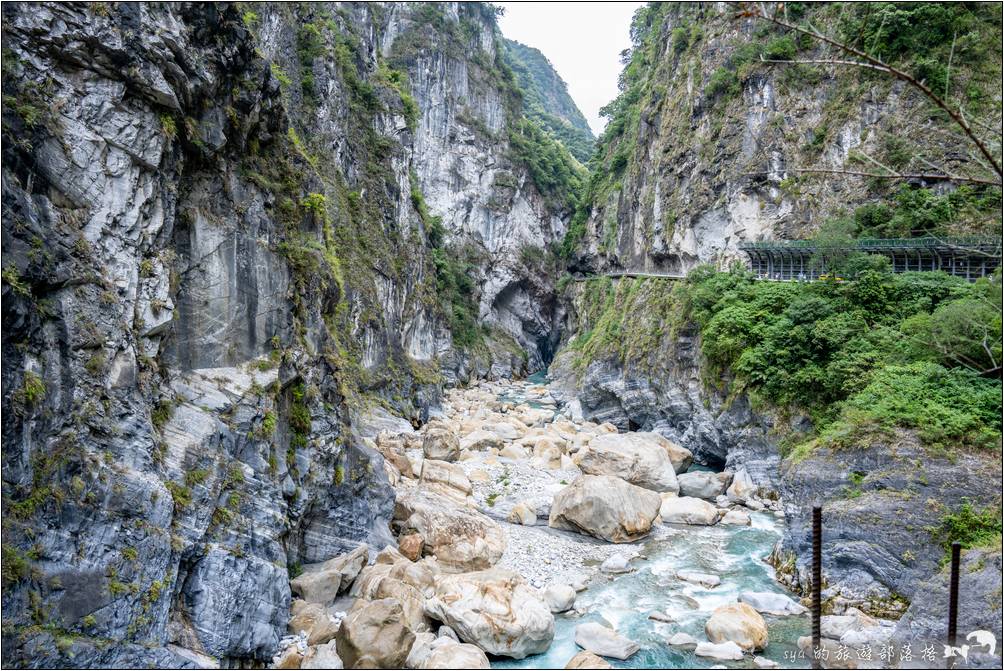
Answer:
[
  {"xmin": 493, "ymin": 374, "xmax": 811, "ymax": 669},
  {"xmin": 495, "ymin": 513, "xmax": 810, "ymax": 668}
]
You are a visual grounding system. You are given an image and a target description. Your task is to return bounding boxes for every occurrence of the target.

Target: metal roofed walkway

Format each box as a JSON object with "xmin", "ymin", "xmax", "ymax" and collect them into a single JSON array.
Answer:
[
  {"xmin": 569, "ymin": 236, "xmax": 1001, "ymax": 284},
  {"xmin": 739, "ymin": 235, "xmax": 1001, "ymax": 282}
]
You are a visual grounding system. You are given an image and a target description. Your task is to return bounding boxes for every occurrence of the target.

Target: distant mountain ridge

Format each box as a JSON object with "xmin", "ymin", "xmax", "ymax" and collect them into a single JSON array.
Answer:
[{"xmin": 503, "ymin": 38, "xmax": 595, "ymax": 163}]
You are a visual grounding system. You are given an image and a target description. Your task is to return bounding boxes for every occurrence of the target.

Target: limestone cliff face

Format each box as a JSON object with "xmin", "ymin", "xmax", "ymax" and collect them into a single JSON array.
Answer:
[
  {"xmin": 551, "ymin": 2, "xmax": 1001, "ymax": 623},
  {"xmin": 0, "ymin": 2, "xmax": 578, "ymax": 666},
  {"xmin": 569, "ymin": 2, "xmax": 1001, "ymax": 275}
]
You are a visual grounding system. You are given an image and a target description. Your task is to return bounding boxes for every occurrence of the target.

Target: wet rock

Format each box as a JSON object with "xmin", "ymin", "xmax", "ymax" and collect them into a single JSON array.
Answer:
[
  {"xmin": 720, "ymin": 509, "xmax": 752, "ymax": 526},
  {"xmin": 695, "ymin": 641, "xmax": 745, "ymax": 660},
  {"xmin": 677, "ymin": 570, "xmax": 721, "ymax": 587},
  {"xmin": 726, "ymin": 468, "xmax": 758, "ymax": 503},
  {"xmin": 677, "ymin": 471, "xmax": 732, "ymax": 500},
  {"xmin": 548, "ymin": 475, "xmax": 662, "ymax": 543},
  {"xmin": 667, "ymin": 632, "xmax": 698, "ymax": 649},
  {"xmin": 600, "ymin": 554, "xmax": 633, "ymax": 574},
  {"xmin": 573, "ymin": 622, "xmax": 639, "ymax": 660},
  {"xmin": 335, "ymin": 598, "xmax": 415, "ymax": 669},
  {"xmin": 754, "ymin": 655, "xmax": 780, "ymax": 669},
  {"xmin": 565, "ymin": 650, "xmax": 613, "ymax": 669},
  {"xmin": 705, "ymin": 603, "xmax": 768, "ymax": 652},
  {"xmin": 576, "ymin": 433, "xmax": 680, "ymax": 493},
  {"xmin": 739, "ymin": 591, "xmax": 807, "ymax": 616},
  {"xmin": 659, "ymin": 495, "xmax": 719, "ymax": 525},
  {"xmin": 648, "ymin": 610, "xmax": 673, "ymax": 622},
  {"xmin": 543, "ymin": 584, "xmax": 577, "ymax": 613}
]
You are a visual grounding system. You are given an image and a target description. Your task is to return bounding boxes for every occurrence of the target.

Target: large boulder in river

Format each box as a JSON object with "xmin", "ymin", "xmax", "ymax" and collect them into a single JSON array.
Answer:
[
  {"xmin": 290, "ymin": 545, "xmax": 369, "ymax": 605},
  {"xmin": 705, "ymin": 602, "xmax": 768, "ymax": 651},
  {"xmin": 677, "ymin": 471, "xmax": 732, "ymax": 500},
  {"xmin": 695, "ymin": 641, "xmax": 744, "ymax": 661},
  {"xmin": 424, "ymin": 568, "xmax": 554, "ymax": 659},
  {"xmin": 659, "ymin": 496, "xmax": 719, "ymax": 525},
  {"xmin": 335, "ymin": 598, "xmax": 415, "ymax": 668},
  {"xmin": 422, "ymin": 428, "xmax": 460, "ymax": 462},
  {"xmin": 726, "ymin": 467, "xmax": 757, "ymax": 503},
  {"xmin": 542, "ymin": 584, "xmax": 576, "ymax": 613},
  {"xmin": 720, "ymin": 509, "xmax": 752, "ymax": 526},
  {"xmin": 548, "ymin": 475, "xmax": 662, "ymax": 543},
  {"xmin": 573, "ymin": 622, "xmax": 639, "ymax": 660},
  {"xmin": 739, "ymin": 591, "xmax": 807, "ymax": 616},
  {"xmin": 642, "ymin": 432, "xmax": 693, "ymax": 473},
  {"xmin": 394, "ymin": 490, "xmax": 505, "ymax": 572},
  {"xmin": 575, "ymin": 433, "xmax": 679, "ymax": 493}
]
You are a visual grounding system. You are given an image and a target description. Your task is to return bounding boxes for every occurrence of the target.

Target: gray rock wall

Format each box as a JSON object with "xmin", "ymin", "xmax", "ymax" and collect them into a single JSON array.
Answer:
[{"xmin": 1, "ymin": 2, "xmax": 574, "ymax": 667}]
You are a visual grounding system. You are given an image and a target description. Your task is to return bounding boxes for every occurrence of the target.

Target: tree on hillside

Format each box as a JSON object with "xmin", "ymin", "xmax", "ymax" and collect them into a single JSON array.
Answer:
[{"xmin": 737, "ymin": 2, "xmax": 1002, "ymax": 187}]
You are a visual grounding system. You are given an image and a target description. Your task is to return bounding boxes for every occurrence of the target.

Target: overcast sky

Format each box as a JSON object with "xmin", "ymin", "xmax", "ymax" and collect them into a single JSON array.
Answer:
[{"xmin": 497, "ymin": 2, "xmax": 646, "ymax": 136}]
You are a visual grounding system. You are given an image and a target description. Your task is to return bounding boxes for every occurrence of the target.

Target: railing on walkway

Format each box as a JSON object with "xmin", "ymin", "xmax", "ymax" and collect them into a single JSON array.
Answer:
[
  {"xmin": 569, "ymin": 236, "xmax": 1001, "ymax": 284},
  {"xmin": 739, "ymin": 236, "xmax": 1002, "ymax": 282}
]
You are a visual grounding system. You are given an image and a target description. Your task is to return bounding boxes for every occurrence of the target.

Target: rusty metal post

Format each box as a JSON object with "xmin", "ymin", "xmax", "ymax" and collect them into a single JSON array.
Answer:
[
  {"xmin": 811, "ymin": 505, "xmax": 822, "ymax": 670},
  {"xmin": 948, "ymin": 542, "xmax": 961, "ymax": 648}
]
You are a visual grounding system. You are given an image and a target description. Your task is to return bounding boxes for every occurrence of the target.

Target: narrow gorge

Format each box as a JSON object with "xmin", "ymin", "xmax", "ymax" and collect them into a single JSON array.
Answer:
[{"xmin": 2, "ymin": 2, "xmax": 1001, "ymax": 670}]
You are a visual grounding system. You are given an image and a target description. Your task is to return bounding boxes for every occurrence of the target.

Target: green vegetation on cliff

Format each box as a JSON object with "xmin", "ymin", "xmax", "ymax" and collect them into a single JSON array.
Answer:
[
  {"xmin": 561, "ymin": 2, "xmax": 1002, "ymax": 258},
  {"xmin": 503, "ymin": 38, "xmax": 595, "ymax": 163},
  {"xmin": 568, "ymin": 265, "xmax": 1002, "ymax": 456},
  {"xmin": 689, "ymin": 265, "xmax": 1002, "ymax": 453}
]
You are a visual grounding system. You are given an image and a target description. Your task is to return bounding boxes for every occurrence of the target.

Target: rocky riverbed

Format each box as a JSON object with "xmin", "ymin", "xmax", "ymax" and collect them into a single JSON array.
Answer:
[{"xmin": 267, "ymin": 377, "xmax": 875, "ymax": 669}]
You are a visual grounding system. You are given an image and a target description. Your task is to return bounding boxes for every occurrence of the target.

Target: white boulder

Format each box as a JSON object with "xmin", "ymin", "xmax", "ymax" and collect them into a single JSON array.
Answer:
[
  {"xmin": 576, "ymin": 433, "xmax": 679, "ymax": 493},
  {"xmin": 424, "ymin": 568, "xmax": 554, "ymax": 659},
  {"xmin": 573, "ymin": 622, "xmax": 639, "ymax": 660},
  {"xmin": 659, "ymin": 496, "xmax": 719, "ymax": 525},
  {"xmin": 548, "ymin": 475, "xmax": 662, "ymax": 543}
]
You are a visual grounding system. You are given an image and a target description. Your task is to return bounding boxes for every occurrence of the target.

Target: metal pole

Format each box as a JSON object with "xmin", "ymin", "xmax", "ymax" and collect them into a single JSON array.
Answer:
[
  {"xmin": 812, "ymin": 505, "xmax": 822, "ymax": 669},
  {"xmin": 948, "ymin": 542, "xmax": 961, "ymax": 653}
]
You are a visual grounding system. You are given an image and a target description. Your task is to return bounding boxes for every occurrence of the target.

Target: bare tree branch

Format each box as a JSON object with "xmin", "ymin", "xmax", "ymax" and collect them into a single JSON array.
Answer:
[
  {"xmin": 961, "ymin": 106, "xmax": 1004, "ymax": 138},
  {"xmin": 945, "ymin": 30, "xmax": 956, "ymax": 101},
  {"xmin": 739, "ymin": 3, "xmax": 1003, "ymax": 180},
  {"xmin": 760, "ymin": 57, "xmax": 893, "ymax": 73}
]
